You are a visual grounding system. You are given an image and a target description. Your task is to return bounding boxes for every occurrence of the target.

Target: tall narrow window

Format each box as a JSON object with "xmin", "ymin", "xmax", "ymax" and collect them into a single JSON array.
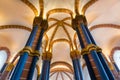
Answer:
[
  {"xmin": 113, "ymin": 50, "xmax": 120, "ymax": 71},
  {"xmin": 0, "ymin": 50, "xmax": 7, "ymax": 71}
]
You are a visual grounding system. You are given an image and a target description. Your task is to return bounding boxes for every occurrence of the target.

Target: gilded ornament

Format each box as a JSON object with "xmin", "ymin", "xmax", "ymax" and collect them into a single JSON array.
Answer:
[
  {"xmin": 20, "ymin": 46, "xmax": 40, "ymax": 57},
  {"xmin": 6, "ymin": 63, "xmax": 14, "ymax": 71},
  {"xmin": 42, "ymin": 51, "xmax": 52, "ymax": 60},
  {"xmin": 70, "ymin": 50, "xmax": 80, "ymax": 59},
  {"xmin": 81, "ymin": 44, "xmax": 102, "ymax": 55}
]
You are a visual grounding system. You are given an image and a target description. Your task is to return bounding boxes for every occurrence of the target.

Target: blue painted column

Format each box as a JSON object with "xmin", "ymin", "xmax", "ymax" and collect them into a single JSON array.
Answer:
[
  {"xmin": 82, "ymin": 54, "xmax": 96, "ymax": 80},
  {"xmin": 72, "ymin": 19, "xmax": 96, "ymax": 80},
  {"xmin": 70, "ymin": 50, "xmax": 84, "ymax": 80},
  {"xmin": 73, "ymin": 15, "xmax": 110, "ymax": 80},
  {"xmin": 80, "ymin": 22, "xmax": 109, "ymax": 80},
  {"xmin": 10, "ymin": 17, "xmax": 42, "ymax": 80},
  {"xmin": 83, "ymin": 15, "xmax": 115, "ymax": 80},
  {"xmin": 39, "ymin": 51, "xmax": 52, "ymax": 80},
  {"xmin": 27, "ymin": 20, "xmax": 48, "ymax": 80}
]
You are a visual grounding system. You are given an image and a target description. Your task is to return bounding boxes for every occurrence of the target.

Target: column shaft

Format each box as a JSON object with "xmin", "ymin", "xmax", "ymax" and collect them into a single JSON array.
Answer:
[
  {"xmin": 40, "ymin": 60, "xmax": 51, "ymax": 80},
  {"xmin": 39, "ymin": 52, "xmax": 52, "ymax": 80},
  {"xmin": 80, "ymin": 23, "xmax": 109, "ymax": 80},
  {"xmin": 11, "ymin": 52, "xmax": 28, "ymax": 80},
  {"xmin": 11, "ymin": 17, "xmax": 43, "ymax": 80},
  {"xmin": 70, "ymin": 50, "xmax": 84, "ymax": 80},
  {"xmin": 27, "ymin": 27, "xmax": 45, "ymax": 80},
  {"xmin": 84, "ymin": 25, "xmax": 115, "ymax": 80},
  {"xmin": 75, "ymin": 26, "xmax": 96, "ymax": 79}
]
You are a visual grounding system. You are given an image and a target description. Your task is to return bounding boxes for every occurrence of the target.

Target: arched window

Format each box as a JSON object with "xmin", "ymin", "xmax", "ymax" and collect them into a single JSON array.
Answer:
[
  {"xmin": 0, "ymin": 50, "xmax": 7, "ymax": 71},
  {"xmin": 113, "ymin": 50, "xmax": 120, "ymax": 71},
  {"xmin": 0, "ymin": 47, "xmax": 10, "ymax": 72},
  {"xmin": 110, "ymin": 47, "xmax": 120, "ymax": 72}
]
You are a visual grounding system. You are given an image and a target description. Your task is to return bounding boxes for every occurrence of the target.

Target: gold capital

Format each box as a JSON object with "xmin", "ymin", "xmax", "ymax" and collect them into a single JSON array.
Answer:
[
  {"xmin": 42, "ymin": 51, "xmax": 52, "ymax": 60},
  {"xmin": 70, "ymin": 50, "xmax": 80, "ymax": 59}
]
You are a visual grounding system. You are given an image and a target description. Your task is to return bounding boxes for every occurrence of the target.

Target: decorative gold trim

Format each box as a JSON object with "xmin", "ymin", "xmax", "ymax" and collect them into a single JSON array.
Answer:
[
  {"xmin": 36, "ymin": 64, "xmax": 40, "ymax": 75},
  {"xmin": 50, "ymin": 39, "xmax": 71, "ymax": 52},
  {"xmin": 6, "ymin": 63, "xmax": 14, "ymax": 71},
  {"xmin": 20, "ymin": 46, "xmax": 40, "ymax": 57},
  {"xmin": 62, "ymin": 25, "xmax": 74, "ymax": 50},
  {"xmin": 39, "ymin": 0, "xmax": 44, "ymax": 17},
  {"xmin": 73, "ymin": 33, "xmax": 78, "ymax": 50},
  {"xmin": 81, "ymin": 44, "xmax": 100, "ymax": 55},
  {"xmin": 48, "ymin": 18, "xmax": 60, "ymax": 22},
  {"xmin": 96, "ymin": 46, "xmax": 102, "ymax": 53},
  {"xmin": 43, "ymin": 33, "xmax": 49, "ymax": 52},
  {"xmin": 49, "ymin": 25, "xmax": 59, "ymax": 43},
  {"xmin": 46, "ymin": 17, "xmax": 71, "ymax": 32},
  {"xmin": 90, "ymin": 24, "xmax": 120, "ymax": 31},
  {"xmin": 70, "ymin": 50, "xmax": 80, "ymax": 59},
  {"xmin": 42, "ymin": 51, "xmax": 52, "ymax": 60},
  {"xmin": 48, "ymin": 17, "xmax": 71, "ymax": 22},
  {"xmin": 47, "ymin": 8, "xmax": 73, "ymax": 19},
  {"xmin": 50, "ymin": 68, "xmax": 73, "ymax": 74},
  {"xmin": 82, "ymin": 0, "xmax": 98, "ymax": 15},
  {"xmin": 21, "ymin": 0, "xmax": 39, "ymax": 16},
  {"xmin": 75, "ymin": 0, "xmax": 80, "ymax": 15},
  {"xmin": 33, "ymin": 50, "xmax": 40, "ymax": 57},
  {"xmin": 50, "ymin": 61, "xmax": 73, "ymax": 73},
  {"xmin": 46, "ymin": 17, "xmax": 73, "ymax": 51},
  {"xmin": 0, "ymin": 25, "xmax": 31, "ymax": 32}
]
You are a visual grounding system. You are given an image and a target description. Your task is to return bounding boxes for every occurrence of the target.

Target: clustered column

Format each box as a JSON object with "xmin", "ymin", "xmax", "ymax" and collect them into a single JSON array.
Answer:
[
  {"xmin": 72, "ymin": 15, "xmax": 115, "ymax": 80},
  {"xmin": 39, "ymin": 51, "xmax": 52, "ymax": 80},
  {"xmin": 70, "ymin": 50, "xmax": 84, "ymax": 80},
  {"xmin": 10, "ymin": 17, "xmax": 48, "ymax": 80}
]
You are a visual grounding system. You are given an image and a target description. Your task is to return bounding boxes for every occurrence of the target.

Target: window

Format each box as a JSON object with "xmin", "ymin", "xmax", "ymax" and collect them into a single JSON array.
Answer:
[
  {"xmin": 0, "ymin": 50, "xmax": 7, "ymax": 71},
  {"xmin": 113, "ymin": 50, "xmax": 120, "ymax": 71}
]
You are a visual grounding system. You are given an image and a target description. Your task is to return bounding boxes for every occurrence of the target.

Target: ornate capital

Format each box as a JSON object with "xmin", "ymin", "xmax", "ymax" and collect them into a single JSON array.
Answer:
[
  {"xmin": 81, "ymin": 44, "xmax": 102, "ymax": 55},
  {"xmin": 33, "ymin": 17, "xmax": 48, "ymax": 31},
  {"xmin": 75, "ymin": 15, "xmax": 87, "ymax": 25},
  {"xmin": 20, "ymin": 46, "xmax": 40, "ymax": 57},
  {"xmin": 72, "ymin": 15, "xmax": 87, "ymax": 30},
  {"xmin": 42, "ymin": 51, "xmax": 52, "ymax": 60},
  {"xmin": 96, "ymin": 46, "xmax": 102, "ymax": 53},
  {"xmin": 6, "ymin": 63, "xmax": 14, "ymax": 71},
  {"xmin": 33, "ymin": 17, "xmax": 43, "ymax": 26},
  {"xmin": 70, "ymin": 50, "xmax": 80, "ymax": 59}
]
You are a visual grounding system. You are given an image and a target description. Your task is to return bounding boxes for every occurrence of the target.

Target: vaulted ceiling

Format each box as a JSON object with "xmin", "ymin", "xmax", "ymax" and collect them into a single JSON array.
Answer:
[{"xmin": 0, "ymin": 0, "xmax": 120, "ymax": 78}]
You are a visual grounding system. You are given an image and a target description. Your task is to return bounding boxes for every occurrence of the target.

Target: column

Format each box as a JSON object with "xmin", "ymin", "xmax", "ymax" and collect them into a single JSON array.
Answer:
[
  {"xmin": 82, "ymin": 15, "xmax": 115, "ymax": 80},
  {"xmin": 70, "ymin": 50, "xmax": 84, "ymax": 80},
  {"xmin": 27, "ymin": 20, "xmax": 48, "ymax": 80},
  {"xmin": 10, "ymin": 17, "xmax": 43, "ymax": 80},
  {"xmin": 72, "ymin": 19, "xmax": 96, "ymax": 80},
  {"xmin": 39, "ymin": 51, "xmax": 52, "ymax": 80},
  {"xmin": 72, "ymin": 15, "xmax": 110, "ymax": 80}
]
